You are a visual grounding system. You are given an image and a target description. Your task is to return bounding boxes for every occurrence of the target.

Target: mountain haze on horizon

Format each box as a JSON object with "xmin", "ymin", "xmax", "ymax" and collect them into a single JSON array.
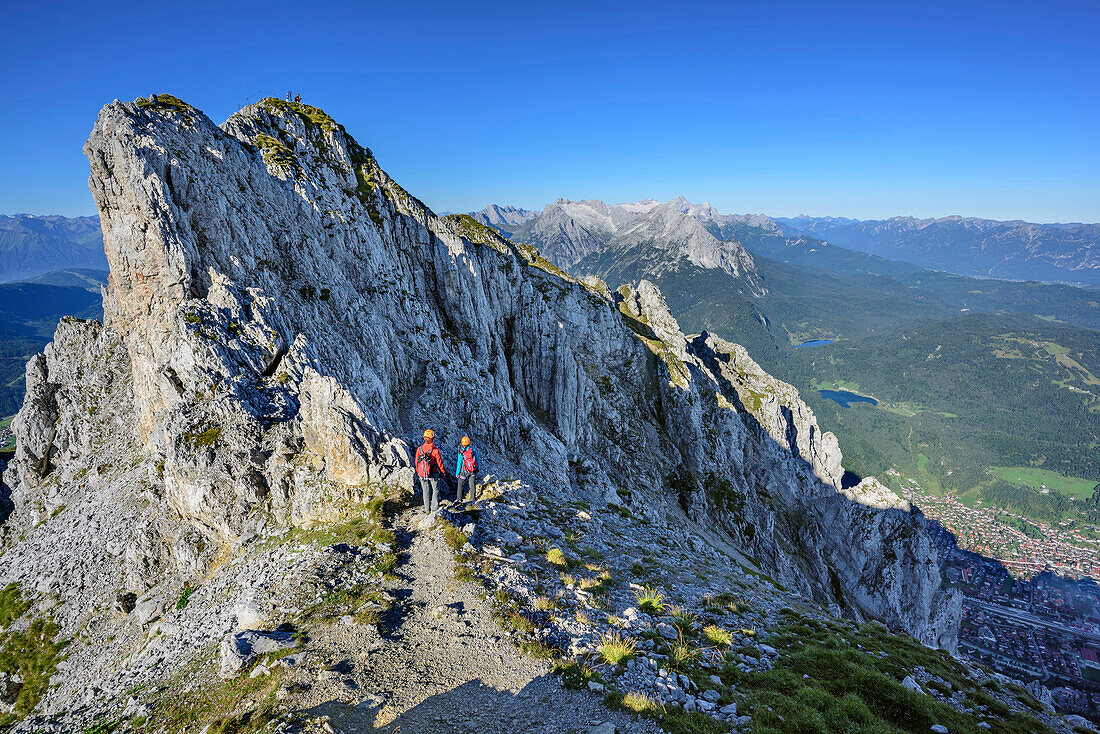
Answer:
[
  {"xmin": 0, "ymin": 214, "xmax": 107, "ymax": 283},
  {"xmin": 9, "ymin": 200, "xmax": 1097, "ymax": 293}
]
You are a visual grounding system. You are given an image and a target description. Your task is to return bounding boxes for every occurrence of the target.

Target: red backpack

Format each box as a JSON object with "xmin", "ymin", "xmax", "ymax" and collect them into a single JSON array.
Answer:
[
  {"xmin": 416, "ymin": 444, "xmax": 435, "ymax": 478},
  {"xmin": 462, "ymin": 446, "xmax": 478, "ymax": 474}
]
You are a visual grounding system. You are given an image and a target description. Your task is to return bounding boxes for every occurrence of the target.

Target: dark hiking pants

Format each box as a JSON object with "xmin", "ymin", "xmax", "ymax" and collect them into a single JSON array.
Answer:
[
  {"xmin": 420, "ymin": 477, "xmax": 440, "ymax": 513},
  {"xmin": 458, "ymin": 474, "xmax": 477, "ymax": 503}
]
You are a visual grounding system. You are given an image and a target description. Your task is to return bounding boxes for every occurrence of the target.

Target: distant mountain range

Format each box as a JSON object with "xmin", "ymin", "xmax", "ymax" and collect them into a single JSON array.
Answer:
[
  {"xmin": 11, "ymin": 207, "xmax": 1097, "ymax": 290},
  {"xmin": 483, "ymin": 196, "xmax": 1100, "ymax": 335},
  {"xmin": 474, "ymin": 201, "xmax": 1100, "ymax": 289},
  {"xmin": 0, "ymin": 268, "xmax": 107, "ymax": 415},
  {"xmin": 467, "ymin": 197, "xmax": 1100, "ymax": 510},
  {"xmin": 466, "ymin": 204, "xmax": 538, "ymax": 238},
  {"xmin": 774, "ymin": 215, "xmax": 1100, "ymax": 289},
  {"xmin": 0, "ymin": 214, "xmax": 106, "ymax": 282}
]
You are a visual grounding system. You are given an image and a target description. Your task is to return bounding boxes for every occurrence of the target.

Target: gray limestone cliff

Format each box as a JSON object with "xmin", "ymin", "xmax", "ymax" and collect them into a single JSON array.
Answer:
[{"xmin": 0, "ymin": 95, "xmax": 958, "ymax": 722}]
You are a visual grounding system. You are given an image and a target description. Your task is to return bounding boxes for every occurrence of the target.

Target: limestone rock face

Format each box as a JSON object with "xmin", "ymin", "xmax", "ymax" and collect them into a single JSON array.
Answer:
[
  {"xmin": 0, "ymin": 95, "xmax": 958, "ymax": 717},
  {"xmin": 688, "ymin": 332, "xmax": 843, "ymax": 489}
]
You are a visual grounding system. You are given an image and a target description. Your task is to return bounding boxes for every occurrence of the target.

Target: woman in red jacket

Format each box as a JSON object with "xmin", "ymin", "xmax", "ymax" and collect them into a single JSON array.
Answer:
[{"xmin": 415, "ymin": 429, "xmax": 447, "ymax": 513}]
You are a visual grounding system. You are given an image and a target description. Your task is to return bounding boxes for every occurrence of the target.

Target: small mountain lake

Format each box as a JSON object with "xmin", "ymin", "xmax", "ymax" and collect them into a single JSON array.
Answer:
[
  {"xmin": 819, "ymin": 389, "xmax": 878, "ymax": 408},
  {"xmin": 794, "ymin": 339, "xmax": 835, "ymax": 348}
]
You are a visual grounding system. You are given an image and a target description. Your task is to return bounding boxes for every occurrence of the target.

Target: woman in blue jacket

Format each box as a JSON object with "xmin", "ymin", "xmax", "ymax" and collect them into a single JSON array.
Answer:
[{"xmin": 455, "ymin": 436, "xmax": 479, "ymax": 503}]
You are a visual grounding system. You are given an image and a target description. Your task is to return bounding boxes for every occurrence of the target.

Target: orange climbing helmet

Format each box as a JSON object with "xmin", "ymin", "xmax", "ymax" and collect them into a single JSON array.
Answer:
[
  {"xmin": 461, "ymin": 436, "xmax": 471, "ymax": 447},
  {"xmin": 423, "ymin": 429, "xmax": 435, "ymax": 441}
]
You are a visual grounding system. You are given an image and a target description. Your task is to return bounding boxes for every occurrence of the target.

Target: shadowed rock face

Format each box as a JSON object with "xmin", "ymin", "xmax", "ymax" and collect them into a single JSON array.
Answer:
[{"xmin": 1, "ymin": 96, "xmax": 957, "ymax": 695}]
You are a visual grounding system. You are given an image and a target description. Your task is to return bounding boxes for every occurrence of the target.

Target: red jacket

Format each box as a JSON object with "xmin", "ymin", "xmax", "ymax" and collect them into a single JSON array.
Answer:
[{"xmin": 415, "ymin": 442, "xmax": 447, "ymax": 478}]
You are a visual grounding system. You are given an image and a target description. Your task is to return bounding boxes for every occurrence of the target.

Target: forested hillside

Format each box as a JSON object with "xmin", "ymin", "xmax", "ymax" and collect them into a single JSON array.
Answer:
[{"xmin": 781, "ymin": 314, "xmax": 1100, "ymax": 492}]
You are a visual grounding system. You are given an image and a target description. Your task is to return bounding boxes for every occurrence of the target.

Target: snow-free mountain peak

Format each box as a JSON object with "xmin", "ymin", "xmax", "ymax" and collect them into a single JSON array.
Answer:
[
  {"xmin": 467, "ymin": 204, "xmax": 538, "ymax": 236},
  {"xmin": 506, "ymin": 197, "xmax": 766, "ymax": 294}
]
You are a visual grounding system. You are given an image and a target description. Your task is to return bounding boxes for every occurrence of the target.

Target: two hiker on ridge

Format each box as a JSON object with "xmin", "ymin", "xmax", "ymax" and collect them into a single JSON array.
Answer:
[{"xmin": 414, "ymin": 429, "xmax": 479, "ymax": 514}]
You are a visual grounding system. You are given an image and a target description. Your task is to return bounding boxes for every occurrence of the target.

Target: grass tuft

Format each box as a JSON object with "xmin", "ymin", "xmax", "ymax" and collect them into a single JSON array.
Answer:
[
  {"xmin": 0, "ymin": 583, "xmax": 29, "ymax": 628},
  {"xmin": 605, "ymin": 689, "xmax": 728, "ymax": 734},
  {"xmin": 667, "ymin": 637, "xmax": 701, "ymax": 670},
  {"xmin": 182, "ymin": 426, "xmax": 221, "ymax": 448},
  {"xmin": 555, "ymin": 660, "xmax": 603, "ymax": 690},
  {"xmin": 441, "ymin": 523, "xmax": 469, "ymax": 552},
  {"xmin": 702, "ymin": 624, "xmax": 733, "ymax": 647},
  {"xmin": 545, "ymin": 547, "xmax": 568, "ymax": 567},
  {"xmin": 703, "ymin": 592, "xmax": 742, "ymax": 613},
  {"xmin": 453, "ymin": 563, "xmax": 479, "ymax": 585},
  {"xmin": 289, "ymin": 499, "xmax": 389, "ymax": 546},
  {"xmin": 636, "ymin": 584, "xmax": 666, "ymax": 614},
  {"xmin": 0, "ymin": 615, "xmax": 66, "ymax": 728},
  {"xmin": 534, "ymin": 596, "xmax": 557, "ymax": 611},
  {"xmin": 598, "ymin": 632, "xmax": 636, "ymax": 665},
  {"xmin": 175, "ymin": 585, "xmax": 196, "ymax": 611},
  {"xmin": 372, "ymin": 552, "xmax": 399, "ymax": 578},
  {"xmin": 670, "ymin": 605, "xmax": 697, "ymax": 635},
  {"xmin": 605, "ymin": 690, "xmax": 659, "ymax": 715}
]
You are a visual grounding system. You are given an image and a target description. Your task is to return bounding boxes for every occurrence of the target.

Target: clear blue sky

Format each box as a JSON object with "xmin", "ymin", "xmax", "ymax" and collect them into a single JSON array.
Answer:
[{"xmin": 2, "ymin": 0, "xmax": 1097, "ymax": 222}]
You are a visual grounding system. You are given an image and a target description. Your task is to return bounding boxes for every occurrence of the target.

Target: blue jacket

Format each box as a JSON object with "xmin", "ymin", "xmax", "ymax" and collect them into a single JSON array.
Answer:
[{"xmin": 455, "ymin": 446, "xmax": 478, "ymax": 476}]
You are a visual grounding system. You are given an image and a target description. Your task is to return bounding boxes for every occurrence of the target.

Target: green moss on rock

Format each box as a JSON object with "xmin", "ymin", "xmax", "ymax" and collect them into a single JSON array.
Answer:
[
  {"xmin": 450, "ymin": 214, "xmax": 501, "ymax": 245},
  {"xmin": 0, "ymin": 592, "xmax": 66, "ymax": 730},
  {"xmin": 135, "ymin": 94, "xmax": 192, "ymax": 114},
  {"xmin": 252, "ymin": 134, "xmax": 300, "ymax": 173},
  {"xmin": 260, "ymin": 97, "xmax": 339, "ymax": 133},
  {"xmin": 183, "ymin": 426, "xmax": 221, "ymax": 448}
]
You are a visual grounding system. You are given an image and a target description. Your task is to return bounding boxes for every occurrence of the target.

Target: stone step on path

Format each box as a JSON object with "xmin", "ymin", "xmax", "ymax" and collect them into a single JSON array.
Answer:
[{"xmin": 288, "ymin": 507, "xmax": 661, "ymax": 734}]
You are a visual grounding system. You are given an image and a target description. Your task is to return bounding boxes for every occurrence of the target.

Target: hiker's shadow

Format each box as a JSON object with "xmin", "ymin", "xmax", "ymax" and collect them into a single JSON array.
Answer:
[
  {"xmin": 380, "ymin": 542, "xmax": 417, "ymax": 640},
  {"xmin": 297, "ymin": 674, "xmax": 640, "ymax": 733},
  {"xmin": 376, "ymin": 494, "xmax": 419, "ymax": 640}
]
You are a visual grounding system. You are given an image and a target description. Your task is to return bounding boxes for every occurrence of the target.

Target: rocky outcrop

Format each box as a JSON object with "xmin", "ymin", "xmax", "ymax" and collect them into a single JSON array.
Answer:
[
  {"xmin": 0, "ymin": 94, "xmax": 959, "ymax": 723},
  {"xmin": 219, "ymin": 627, "xmax": 298, "ymax": 678},
  {"xmin": 844, "ymin": 476, "xmax": 912, "ymax": 512},
  {"xmin": 688, "ymin": 331, "xmax": 843, "ymax": 488}
]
